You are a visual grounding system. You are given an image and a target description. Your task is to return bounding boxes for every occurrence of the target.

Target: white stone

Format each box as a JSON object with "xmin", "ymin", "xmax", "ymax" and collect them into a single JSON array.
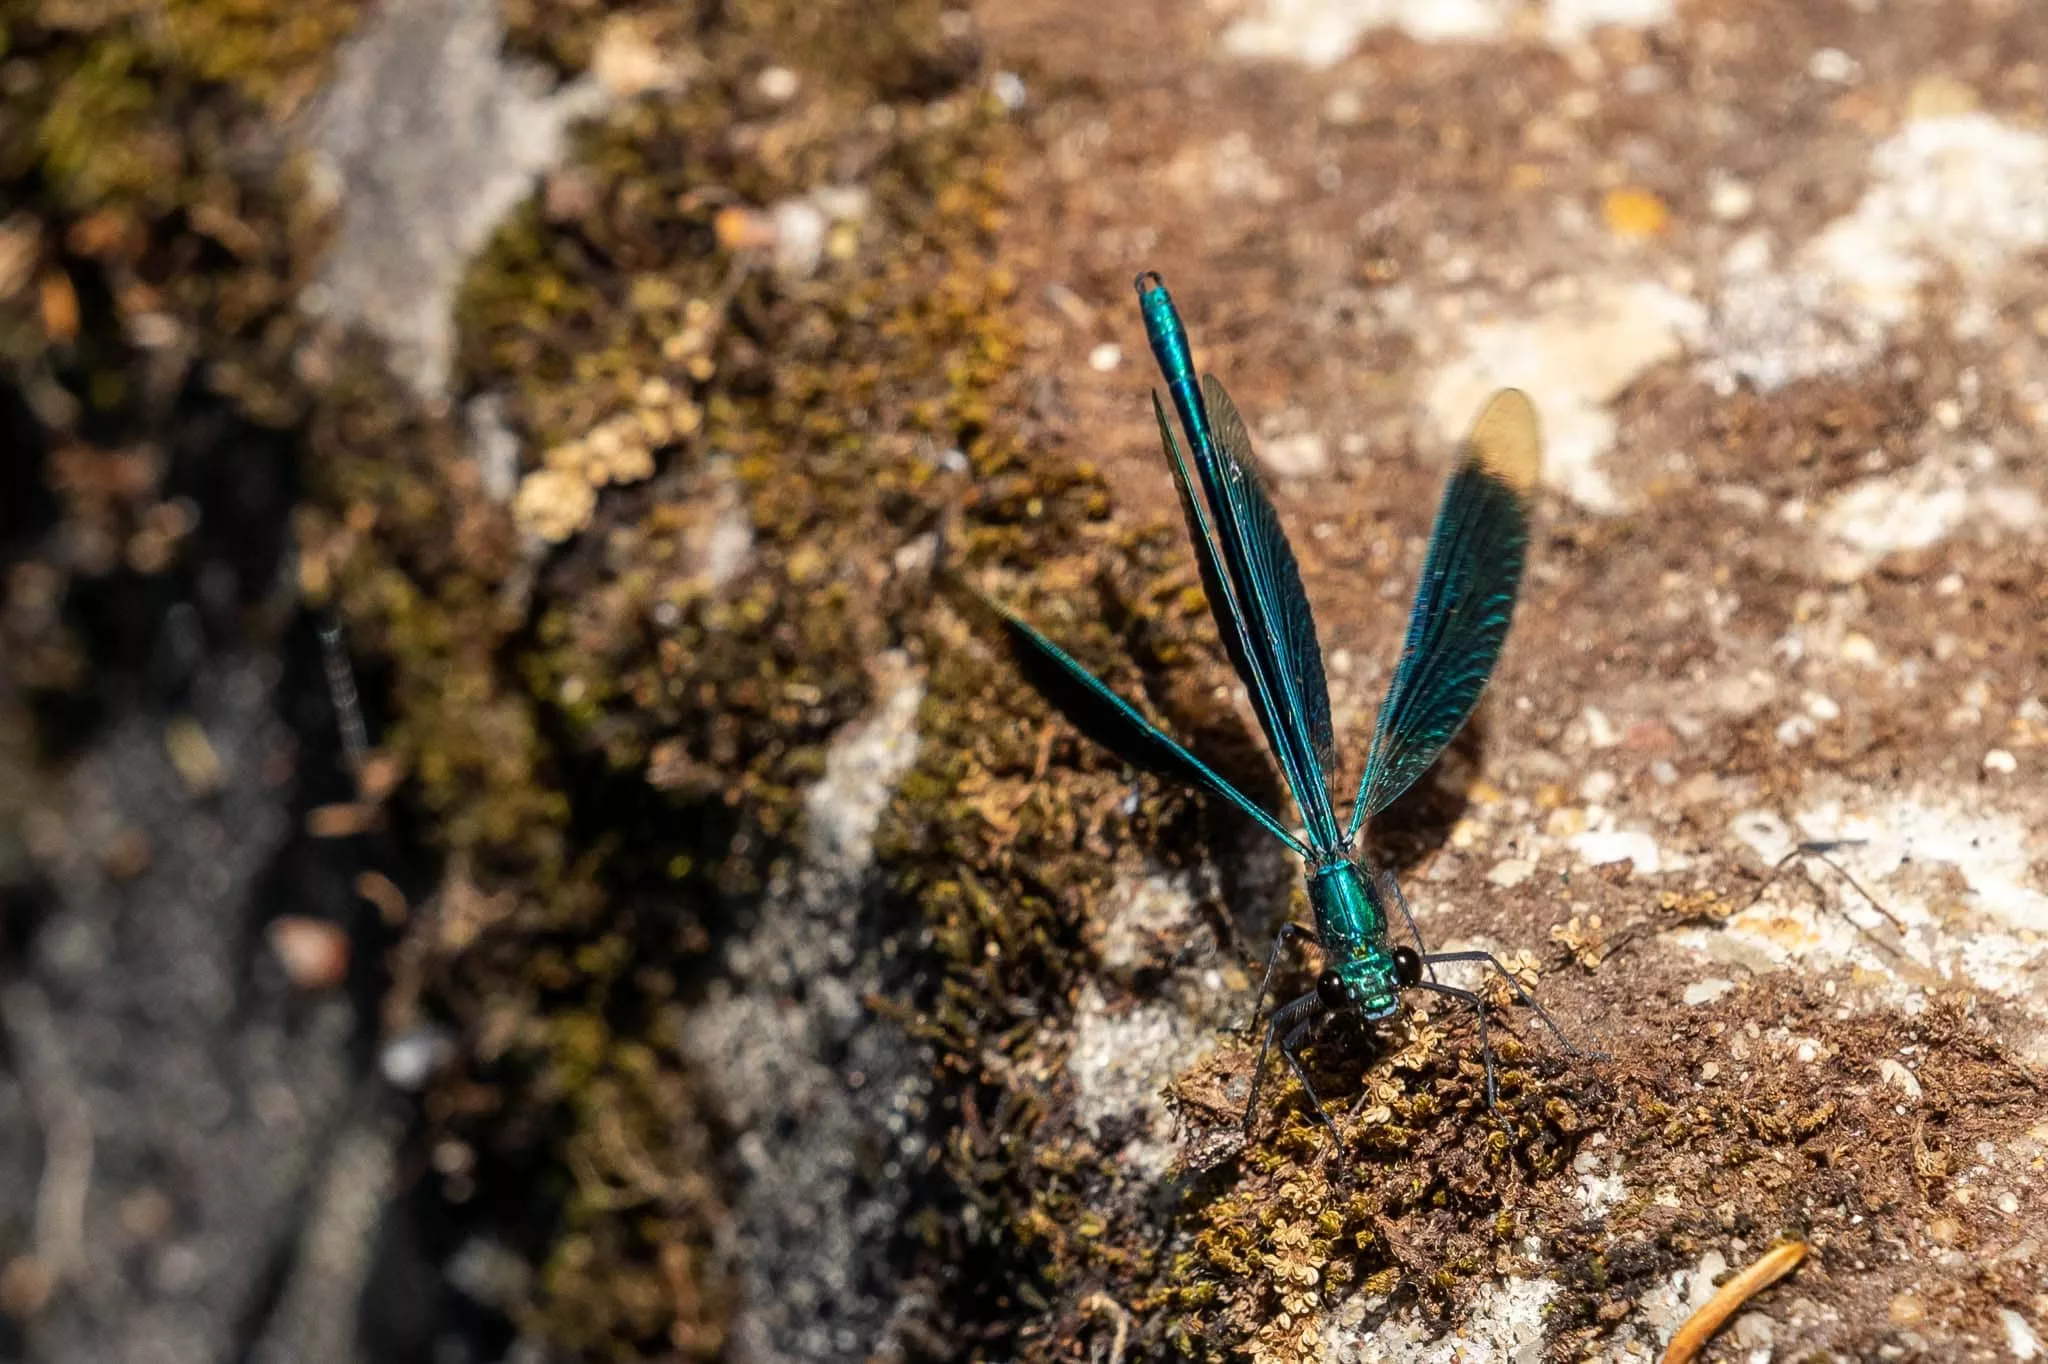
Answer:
[
  {"xmin": 1683, "ymin": 978, "xmax": 1735, "ymax": 1006},
  {"xmin": 2005, "ymin": 1308, "xmax": 2043, "ymax": 1361},
  {"xmin": 1487, "ymin": 858, "xmax": 1535, "ymax": 888},
  {"xmin": 771, "ymin": 198, "xmax": 828, "ymax": 279},
  {"xmin": 1879, "ymin": 1058, "xmax": 1923, "ymax": 1100},
  {"xmin": 1710, "ymin": 176, "xmax": 1756, "ymax": 222},
  {"xmin": 1570, "ymin": 828, "xmax": 1663, "ymax": 873},
  {"xmin": 1326, "ymin": 1275, "xmax": 1559, "ymax": 1362}
]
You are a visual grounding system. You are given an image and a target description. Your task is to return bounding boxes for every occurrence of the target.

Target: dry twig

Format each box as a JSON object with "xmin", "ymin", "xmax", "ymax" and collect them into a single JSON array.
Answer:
[{"xmin": 1661, "ymin": 1240, "xmax": 1809, "ymax": 1364}]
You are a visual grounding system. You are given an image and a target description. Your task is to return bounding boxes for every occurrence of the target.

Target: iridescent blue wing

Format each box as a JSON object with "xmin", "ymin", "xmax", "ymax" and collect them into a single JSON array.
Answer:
[
  {"xmin": 983, "ymin": 595, "xmax": 1310, "ymax": 858},
  {"xmin": 1151, "ymin": 391, "xmax": 1296, "ymax": 803},
  {"xmin": 1202, "ymin": 376, "xmax": 1337, "ymax": 777},
  {"xmin": 1136, "ymin": 273, "xmax": 1342, "ymax": 854},
  {"xmin": 1347, "ymin": 390, "xmax": 1540, "ymax": 833}
]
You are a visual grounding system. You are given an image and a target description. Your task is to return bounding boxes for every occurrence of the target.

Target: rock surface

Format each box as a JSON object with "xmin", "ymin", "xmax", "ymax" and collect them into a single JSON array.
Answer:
[{"xmin": 2, "ymin": 0, "xmax": 2045, "ymax": 1361}]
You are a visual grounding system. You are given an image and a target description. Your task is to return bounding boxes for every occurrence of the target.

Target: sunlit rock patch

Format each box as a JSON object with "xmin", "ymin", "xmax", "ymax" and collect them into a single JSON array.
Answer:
[
  {"xmin": 1067, "ymin": 983, "xmax": 1211, "ymax": 1181},
  {"xmin": 1324, "ymin": 1275, "xmax": 1558, "ymax": 1362},
  {"xmin": 1221, "ymin": 0, "xmax": 1676, "ymax": 68},
  {"xmin": 680, "ymin": 654, "xmax": 929, "ymax": 1360},
  {"xmin": 1696, "ymin": 791, "xmax": 2048, "ymax": 1052},
  {"xmin": 1704, "ymin": 111, "xmax": 2048, "ymax": 395},
  {"xmin": 1417, "ymin": 276, "xmax": 1705, "ymax": 513},
  {"xmin": 304, "ymin": 0, "xmax": 636, "ymax": 396}
]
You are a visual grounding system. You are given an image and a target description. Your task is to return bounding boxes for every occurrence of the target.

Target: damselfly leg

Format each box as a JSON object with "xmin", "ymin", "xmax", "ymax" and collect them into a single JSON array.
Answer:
[
  {"xmin": 1241, "ymin": 922, "xmax": 1320, "ymax": 1039},
  {"xmin": 1423, "ymin": 949, "xmax": 1584, "ymax": 1055},
  {"xmin": 1244, "ymin": 991, "xmax": 1344, "ymax": 1138}
]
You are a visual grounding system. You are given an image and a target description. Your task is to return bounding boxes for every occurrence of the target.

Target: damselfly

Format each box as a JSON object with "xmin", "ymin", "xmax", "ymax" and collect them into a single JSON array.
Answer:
[{"xmin": 988, "ymin": 272, "xmax": 1578, "ymax": 1141}]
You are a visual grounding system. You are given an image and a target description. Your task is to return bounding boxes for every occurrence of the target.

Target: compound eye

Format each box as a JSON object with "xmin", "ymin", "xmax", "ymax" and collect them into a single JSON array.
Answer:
[
  {"xmin": 1393, "ymin": 946, "xmax": 1423, "ymax": 987},
  {"xmin": 1316, "ymin": 970, "xmax": 1350, "ymax": 1011}
]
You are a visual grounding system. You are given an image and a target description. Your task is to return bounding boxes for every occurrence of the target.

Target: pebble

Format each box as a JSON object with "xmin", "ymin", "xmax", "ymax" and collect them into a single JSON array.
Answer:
[
  {"xmin": 990, "ymin": 70, "xmax": 1027, "ymax": 111},
  {"xmin": 1571, "ymin": 828, "xmax": 1661, "ymax": 872},
  {"xmin": 165, "ymin": 717, "xmax": 224, "ymax": 795},
  {"xmin": 1908, "ymin": 72, "xmax": 1980, "ymax": 120},
  {"xmin": 1622, "ymin": 717, "xmax": 1678, "ymax": 753},
  {"xmin": 2006, "ymin": 1308, "xmax": 2044, "ymax": 1361},
  {"xmin": 1776, "ymin": 714, "xmax": 1816, "ymax": 747},
  {"xmin": 1984, "ymin": 749, "xmax": 2017, "ymax": 774},
  {"xmin": 1545, "ymin": 807, "xmax": 1588, "ymax": 838},
  {"xmin": 810, "ymin": 184, "xmax": 871, "ymax": 223},
  {"xmin": 1581, "ymin": 706, "xmax": 1619, "ymax": 749},
  {"xmin": 757, "ymin": 65, "xmax": 799, "ymax": 101},
  {"xmin": 1602, "ymin": 186, "xmax": 1669, "ymax": 238},
  {"xmin": 1709, "ymin": 176, "xmax": 1756, "ymax": 222},
  {"xmin": 1088, "ymin": 342, "xmax": 1122, "ymax": 372},
  {"xmin": 268, "ymin": 916, "xmax": 350, "ymax": 991},
  {"xmin": 771, "ymin": 198, "xmax": 828, "ymax": 278},
  {"xmin": 713, "ymin": 205, "xmax": 777, "ymax": 253},
  {"xmin": 1879, "ymin": 1059, "xmax": 1924, "ymax": 1100},
  {"xmin": 1807, "ymin": 47, "xmax": 1861, "ymax": 83},
  {"xmin": 590, "ymin": 17, "xmax": 684, "ymax": 99},
  {"xmin": 381, "ymin": 1027, "xmax": 456, "ymax": 1090},
  {"xmin": 1732, "ymin": 1311, "xmax": 1775, "ymax": 1348}
]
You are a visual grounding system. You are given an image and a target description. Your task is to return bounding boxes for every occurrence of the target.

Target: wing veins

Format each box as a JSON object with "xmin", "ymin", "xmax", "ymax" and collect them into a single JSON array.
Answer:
[{"xmin": 986, "ymin": 596, "xmax": 1310, "ymax": 857}]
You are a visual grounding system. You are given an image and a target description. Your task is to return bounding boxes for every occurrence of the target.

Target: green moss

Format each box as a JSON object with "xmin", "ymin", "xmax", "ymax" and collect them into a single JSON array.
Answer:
[
  {"xmin": 3, "ymin": 0, "xmax": 359, "ymax": 217},
  {"xmin": 297, "ymin": 0, "xmax": 1074, "ymax": 1349}
]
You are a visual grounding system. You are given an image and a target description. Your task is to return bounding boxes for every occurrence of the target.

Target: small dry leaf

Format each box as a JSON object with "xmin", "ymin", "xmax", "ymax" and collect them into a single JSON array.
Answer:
[
  {"xmin": 354, "ymin": 870, "xmax": 410, "ymax": 925},
  {"xmin": 307, "ymin": 802, "xmax": 382, "ymax": 838},
  {"xmin": 39, "ymin": 270, "xmax": 79, "ymax": 344},
  {"xmin": 1551, "ymin": 914, "xmax": 1612, "ymax": 969}
]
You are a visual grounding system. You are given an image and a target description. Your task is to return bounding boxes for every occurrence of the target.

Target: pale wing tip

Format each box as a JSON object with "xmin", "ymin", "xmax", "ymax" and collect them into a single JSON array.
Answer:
[{"xmin": 1466, "ymin": 388, "xmax": 1542, "ymax": 493}]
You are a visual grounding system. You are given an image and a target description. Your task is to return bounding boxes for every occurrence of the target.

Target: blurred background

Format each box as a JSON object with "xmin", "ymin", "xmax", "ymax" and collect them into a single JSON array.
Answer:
[{"xmin": 2, "ymin": 0, "xmax": 2046, "ymax": 1361}]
